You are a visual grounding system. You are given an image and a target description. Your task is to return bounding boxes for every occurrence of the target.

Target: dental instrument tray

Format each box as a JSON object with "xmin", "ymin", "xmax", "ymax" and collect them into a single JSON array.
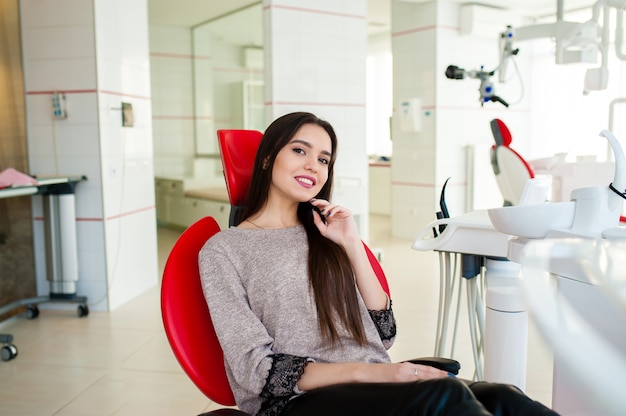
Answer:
[{"xmin": 413, "ymin": 210, "xmax": 510, "ymax": 257}]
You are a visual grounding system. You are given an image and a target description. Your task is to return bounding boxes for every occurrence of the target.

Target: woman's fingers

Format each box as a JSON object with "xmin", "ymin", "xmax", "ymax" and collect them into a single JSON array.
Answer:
[
  {"xmin": 310, "ymin": 199, "xmax": 350, "ymax": 219},
  {"xmin": 398, "ymin": 362, "xmax": 447, "ymax": 382},
  {"xmin": 414, "ymin": 364, "xmax": 447, "ymax": 380}
]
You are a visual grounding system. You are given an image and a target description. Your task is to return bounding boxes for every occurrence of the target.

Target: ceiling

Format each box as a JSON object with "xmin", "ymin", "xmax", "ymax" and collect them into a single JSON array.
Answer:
[{"xmin": 147, "ymin": 0, "xmax": 599, "ymax": 30}]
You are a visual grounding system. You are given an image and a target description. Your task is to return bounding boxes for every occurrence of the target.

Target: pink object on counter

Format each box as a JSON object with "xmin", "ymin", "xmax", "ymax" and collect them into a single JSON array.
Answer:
[{"xmin": 0, "ymin": 168, "xmax": 39, "ymax": 188}]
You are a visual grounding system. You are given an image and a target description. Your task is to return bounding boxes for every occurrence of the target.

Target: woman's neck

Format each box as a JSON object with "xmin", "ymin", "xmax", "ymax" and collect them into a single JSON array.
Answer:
[{"xmin": 242, "ymin": 200, "xmax": 301, "ymax": 229}]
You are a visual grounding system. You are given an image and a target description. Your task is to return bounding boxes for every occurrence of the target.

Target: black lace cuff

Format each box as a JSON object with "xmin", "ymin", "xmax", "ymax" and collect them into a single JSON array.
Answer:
[
  {"xmin": 260, "ymin": 353, "xmax": 309, "ymax": 398},
  {"xmin": 368, "ymin": 306, "xmax": 397, "ymax": 341},
  {"xmin": 258, "ymin": 354, "xmax": 309, "ymax": 416}
]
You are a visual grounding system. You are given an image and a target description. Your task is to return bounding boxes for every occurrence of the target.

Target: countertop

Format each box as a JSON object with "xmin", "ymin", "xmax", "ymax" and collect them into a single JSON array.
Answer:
[{"xmin": 185, "ymin": 187, "xmax": 230, "ymax": 202}]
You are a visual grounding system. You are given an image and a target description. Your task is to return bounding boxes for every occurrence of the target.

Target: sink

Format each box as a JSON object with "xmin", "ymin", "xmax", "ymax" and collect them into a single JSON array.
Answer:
[{"xmin": 488, "ymin": 202, "xmax": 576, "ymax": 239}]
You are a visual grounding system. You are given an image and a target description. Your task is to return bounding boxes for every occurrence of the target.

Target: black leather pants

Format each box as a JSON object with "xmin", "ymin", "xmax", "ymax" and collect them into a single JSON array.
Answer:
[{"xmin": 281, "ymin": 377, "xmax": 559, "ymax": 416}]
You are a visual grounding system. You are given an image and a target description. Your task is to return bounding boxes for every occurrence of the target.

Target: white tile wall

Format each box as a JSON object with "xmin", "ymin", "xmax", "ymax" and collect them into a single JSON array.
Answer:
[
  {"xmin": 20, "ymin": 0, "xmax": 94, "ymax": 27},
  {"xmin": 21, "ymin": 0, "xmax": 157, "ymax": 311},
  {"xmin": 21, "ymin": 26, "xmax": 96, "ymax": 61}
]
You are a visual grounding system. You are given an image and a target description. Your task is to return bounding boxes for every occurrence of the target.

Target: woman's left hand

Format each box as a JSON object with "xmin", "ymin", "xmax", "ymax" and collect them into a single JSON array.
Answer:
[{"xmin": 310, "ymin": 199, "xmax": 360, "ymax": 247}]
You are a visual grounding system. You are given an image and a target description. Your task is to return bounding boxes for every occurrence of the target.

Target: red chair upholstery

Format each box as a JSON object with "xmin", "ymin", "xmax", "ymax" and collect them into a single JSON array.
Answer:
[
  {"xmin": 217, "ymin": 129, "xmax": 263, "ymax": 226},
  {"xmin": 490, "ymin": 119, "xmax": 535, "ymax": 206},
  {"xmin": 161, "ymin": 216, "xmax": 246, "ymax": 415},
  {"xmin": 161, "ymin": 130, "xmax": 458, "ymax": 415}
]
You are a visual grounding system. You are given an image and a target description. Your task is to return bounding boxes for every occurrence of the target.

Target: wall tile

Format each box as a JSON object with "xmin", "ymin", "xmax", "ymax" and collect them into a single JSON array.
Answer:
[
  {"xmin": 21, "ymin": 26, "xmax": 96, "ymax": 61},
  {"xmin": 20, "ymin": 0, "xmax": 94, "ymax": 27},
  {"xmin": 24, "ymin": 58, "xmax": 97, "ymax": 92}
]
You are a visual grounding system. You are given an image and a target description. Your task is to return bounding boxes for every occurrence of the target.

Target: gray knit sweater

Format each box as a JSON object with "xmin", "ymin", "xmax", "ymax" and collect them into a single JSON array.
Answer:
[{"xmin": 199, "ymin": 225, "xmax": 396, "ymax": 416}]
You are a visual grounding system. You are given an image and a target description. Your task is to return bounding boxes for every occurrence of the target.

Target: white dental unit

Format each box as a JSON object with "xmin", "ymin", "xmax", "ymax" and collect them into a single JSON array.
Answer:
[
  {"xmin": 414, "ymin": 130, "xmax": 626, "ymax": 415},
  {"xmin": 489, "ymin": 130, "xmax": 626, "ymax": 415}
]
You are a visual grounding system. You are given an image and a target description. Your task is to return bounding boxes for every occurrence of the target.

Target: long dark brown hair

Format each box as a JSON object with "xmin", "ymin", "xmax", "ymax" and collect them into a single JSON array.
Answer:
[{"xmin": 241, "ymin": 112, "xmax": 367, "ymax": 346}]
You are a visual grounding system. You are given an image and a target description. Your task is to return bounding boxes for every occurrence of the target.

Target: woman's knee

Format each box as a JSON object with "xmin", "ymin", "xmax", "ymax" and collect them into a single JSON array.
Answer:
[
  {"xmin": 467, "ymin": 381, "xmax": 558, "ymax": 416},
  {"xmin": 403, "ymin": 378, "xmax": 490, "ymax": 415}
]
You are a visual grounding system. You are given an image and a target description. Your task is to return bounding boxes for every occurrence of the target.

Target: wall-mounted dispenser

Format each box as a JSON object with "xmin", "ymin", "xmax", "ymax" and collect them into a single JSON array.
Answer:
[{"xmin": 398, "ymin": 98, "xmax": 422, "ymax": 132}]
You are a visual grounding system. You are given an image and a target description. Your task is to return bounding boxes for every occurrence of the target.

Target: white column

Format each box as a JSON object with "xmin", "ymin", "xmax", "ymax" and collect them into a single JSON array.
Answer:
[
  {"xmin": 263, "ymin": 0, "xmax": 370, "ymax": 238},
  {"xmin": 20, "ymin": 0, "xmax": 158, "ymax": 311}
]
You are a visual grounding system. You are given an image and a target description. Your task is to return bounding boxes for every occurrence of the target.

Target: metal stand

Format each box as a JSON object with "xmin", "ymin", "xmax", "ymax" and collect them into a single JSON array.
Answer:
[{"xmin": 0, "ymin": 176, "xmax": 88, "ymax": 361}]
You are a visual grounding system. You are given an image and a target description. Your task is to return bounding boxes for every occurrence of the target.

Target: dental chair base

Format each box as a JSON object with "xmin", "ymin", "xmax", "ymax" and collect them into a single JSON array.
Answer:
[{"xmin": 484, "ymin": 259, "xmax": 528, "ymax": 390}]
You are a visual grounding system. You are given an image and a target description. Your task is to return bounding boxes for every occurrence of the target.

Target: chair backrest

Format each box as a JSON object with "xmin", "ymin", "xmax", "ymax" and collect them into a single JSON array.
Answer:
[
  {"xmin": 160, "ymin": 216, "xmax": 236, "ymax": 406},
  {"xmin": 490, "ymin": 119, "xmax": 535, "ymax": 206},
  {"xmin": 217, "ymin": 129, "xmax": 264, "ymax": 226}
]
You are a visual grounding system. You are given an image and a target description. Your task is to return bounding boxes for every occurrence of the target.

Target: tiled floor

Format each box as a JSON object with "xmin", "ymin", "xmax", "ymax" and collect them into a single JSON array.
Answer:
[{"xmin": 0, "ymin": 215, "xmax": 553, "ymax": 415}]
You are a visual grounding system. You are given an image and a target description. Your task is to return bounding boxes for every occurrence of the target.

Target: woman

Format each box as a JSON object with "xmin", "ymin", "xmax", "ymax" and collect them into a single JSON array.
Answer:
[{"xmin": 199, "ymin": 112, "xmax": 557, "ymax": 416}]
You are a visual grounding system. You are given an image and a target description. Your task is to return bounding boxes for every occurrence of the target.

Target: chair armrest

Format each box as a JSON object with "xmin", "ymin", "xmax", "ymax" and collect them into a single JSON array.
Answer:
[
  {"xmin": 406, "ymin": 357, "xmax": 460, "ymax": 375},
  {"xmin": 198, "ymin": 409, "xmax": 250, "ymax": 416}
]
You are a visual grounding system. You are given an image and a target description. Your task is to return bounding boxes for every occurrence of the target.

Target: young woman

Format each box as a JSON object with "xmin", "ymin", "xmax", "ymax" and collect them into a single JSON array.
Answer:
[{"xmin": 199, "ymin": 112, "xmax": 558, "ymax": 416}]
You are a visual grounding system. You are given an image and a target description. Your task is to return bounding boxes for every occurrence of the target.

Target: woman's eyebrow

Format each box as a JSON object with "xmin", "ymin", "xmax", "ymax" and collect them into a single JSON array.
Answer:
[{"xmin": 291, "ymin": 139, "xmax": 332, "ymax": 157}]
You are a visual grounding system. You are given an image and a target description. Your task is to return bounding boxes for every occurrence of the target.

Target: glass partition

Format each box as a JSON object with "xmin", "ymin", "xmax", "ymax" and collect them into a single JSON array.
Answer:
[{"xmin": 192, "ymin": 3, "xmax": 264, "ymax": 156}]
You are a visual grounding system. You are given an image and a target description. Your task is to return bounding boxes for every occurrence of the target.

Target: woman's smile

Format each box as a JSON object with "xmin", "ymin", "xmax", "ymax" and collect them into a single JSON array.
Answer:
[{"xmin": 295, "ymin": 175, "xmax": 316, "ymax": 188}]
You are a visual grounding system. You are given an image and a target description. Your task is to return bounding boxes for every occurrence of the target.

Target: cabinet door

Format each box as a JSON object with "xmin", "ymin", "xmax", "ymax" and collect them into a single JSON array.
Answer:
[
  {"xmin": 207, "ymin": 201, "xmax": 229, "ymax": 230},
  {"xmin": 155, "ymin": 180, "xmax": 169, "ymax": 223},
  {"xmin": 168, "ymin": 196, "xmax": 189, "ymax": 227}
]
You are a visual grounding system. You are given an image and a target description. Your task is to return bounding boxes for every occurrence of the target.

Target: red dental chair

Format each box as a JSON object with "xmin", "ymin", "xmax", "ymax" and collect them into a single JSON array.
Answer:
[
  {"xmin": 490, "ymin": 118, "xmax": 535, "ymax": 206},
  {"xmin": 161, "ymin": 130, "xmax": 458, "ymax": 415}
]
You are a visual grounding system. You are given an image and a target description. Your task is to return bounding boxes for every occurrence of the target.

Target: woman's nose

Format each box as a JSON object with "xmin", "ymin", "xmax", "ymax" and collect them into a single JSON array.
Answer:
[{"xmin": 304, "ymin": 157, "xmax": 318, "ymax": 172}]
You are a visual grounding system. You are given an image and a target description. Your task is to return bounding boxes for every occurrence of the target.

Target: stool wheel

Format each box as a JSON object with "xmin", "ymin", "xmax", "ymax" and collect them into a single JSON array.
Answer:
[
  {"xmin": 1, "ymin": 344, "xmax": 18, "ymax": 361},
  {"xmin": 78, "ymin": 304, "xmax": 89, "ymax": 317},
  {"xmin": 26, "ymin": 305, "xmax": 40, "ymax": 319}
]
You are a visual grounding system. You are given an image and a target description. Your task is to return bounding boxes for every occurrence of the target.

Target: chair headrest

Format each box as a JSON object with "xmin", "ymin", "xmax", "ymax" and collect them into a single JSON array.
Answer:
[
  {"xmin": 217, "ymin": 129, "xmax": 263, "ymax": 207},
  {"xmin": 490, "ymin": 118, "xmax": 512, "ymax": 147}
]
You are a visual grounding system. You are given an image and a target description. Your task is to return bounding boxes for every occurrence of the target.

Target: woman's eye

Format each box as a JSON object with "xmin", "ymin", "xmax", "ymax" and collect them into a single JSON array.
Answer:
[
  {"xmin": 293, "ymin": 148, "xmax": 305, "ymax": 155},
  {"xmin": 318, "ymin": 157, "xmax": 329, "ymax": 165}
]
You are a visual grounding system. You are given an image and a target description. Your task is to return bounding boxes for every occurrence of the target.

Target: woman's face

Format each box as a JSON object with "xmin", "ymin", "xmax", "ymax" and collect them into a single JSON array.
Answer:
[{"xmin": 269, "ymin": 123, "xmax": 332, "ymax": 204}]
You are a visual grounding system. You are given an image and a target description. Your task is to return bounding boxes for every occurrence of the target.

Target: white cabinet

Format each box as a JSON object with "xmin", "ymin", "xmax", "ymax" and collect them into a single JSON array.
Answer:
[
  {"xmin": 183, "ymin": 197, "xmax": 229, "ymax": 229},
  {"xmin": 155, "ymin": 178, "xmax": 230, "ymax": 230},
  {"xmin": 155, "ymin": 178, "xmax": 185, "ymax": 225}
]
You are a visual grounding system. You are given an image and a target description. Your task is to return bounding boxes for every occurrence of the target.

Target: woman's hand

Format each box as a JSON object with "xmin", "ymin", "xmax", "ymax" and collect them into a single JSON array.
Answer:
[
  {"xmin": 310, "ymin": 198, "xmax": 388, "ymax": 310},
  {"xmin": 388, "ymin": 362, "xmax": 449, "ymax": 383},
  {"xmin": 297, "ymin": 361, "xmax": 449, "ymax": 391},
  {"xmin": 310, "ymin": 199, "xmax": 360, "ymax": 247}
]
